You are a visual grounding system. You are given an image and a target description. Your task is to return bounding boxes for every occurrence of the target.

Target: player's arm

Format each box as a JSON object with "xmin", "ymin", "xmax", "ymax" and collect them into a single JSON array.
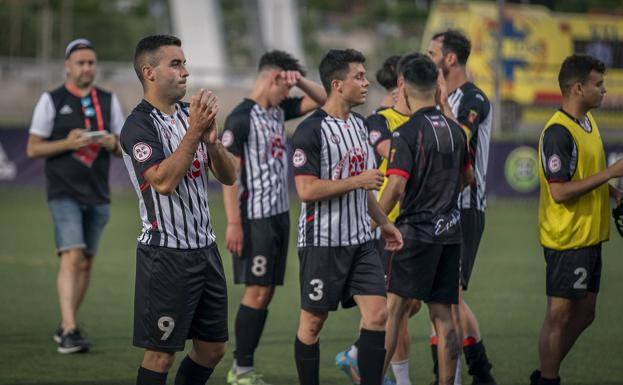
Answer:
[
  {"xmin": 542, "ymin": 124, "xmax": 623, "ymax": 203},
  {"xmin": 223, "ymin": 156, "xmax": 244, "ymax": 255},
  {"xmin": 378, "ymin": 175, "xmax": 406, "ymax": 214},
  {"xmin": 460, "ymin": 129, "xmax": 474, "ymax": 189},
  {"xmin": 205, "ymin": 139, "xmax": 236, "ymax": 186},
  {"xmin": 379, "ymin": 131, "xmax": 411, "ymax": 212},
  {"xmin": 143, "ymin": 90, "xmax": 219, "ymax": 195},
  {"xmin": 549, "ymin": 160, "xmax": 623, "ymax": 203},
  {"xmin": 367, "ymin": 192, "xmax": 403, "ymax": 251},
  {"xmin": 281, "ymin": 71, "xmax": 327, "ymax": 116},
  {"xmin": 294, "ymin": 171, "xmax": 383, "ymax": 203},
  {"xmin": 366, "ymin": 114, "xmax": 392, "ymax": 159}
]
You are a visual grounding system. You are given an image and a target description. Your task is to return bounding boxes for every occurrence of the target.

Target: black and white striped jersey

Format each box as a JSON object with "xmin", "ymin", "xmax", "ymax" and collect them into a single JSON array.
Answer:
[
  {"xmin": 292, "ymin": 109, "xmax": 376, "ymax": 247},
  {"xmin": 120, "ymin": 100, "xmax": 216, "ymax": 249},
  {"xmin": 221, "ymin": 97, "xmax": 302, "ymax": 219},
  {"xmin": 448, "ymin": 82, "xmax": 492, "ymax": 212}
]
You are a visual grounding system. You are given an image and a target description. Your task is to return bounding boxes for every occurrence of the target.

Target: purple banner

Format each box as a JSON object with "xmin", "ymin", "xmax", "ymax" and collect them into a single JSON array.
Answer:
[{"xmin": 1, "ymin": 129, "xmax": 622, "ymax": 196}]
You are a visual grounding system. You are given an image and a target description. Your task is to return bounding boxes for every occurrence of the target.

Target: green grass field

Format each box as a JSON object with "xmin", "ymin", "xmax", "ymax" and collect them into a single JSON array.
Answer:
[{"xmin": 1, "ymin": 188, "xmax": 622, "ymax": 385}]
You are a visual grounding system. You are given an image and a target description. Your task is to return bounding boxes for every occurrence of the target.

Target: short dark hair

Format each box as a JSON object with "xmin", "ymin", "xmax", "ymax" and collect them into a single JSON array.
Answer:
[
  {"xmin": 318, "ymin": 49, "xmax": 366, "ymax": 94},
  {"xmin": 432, "ymin": 29, "xmax": 471, "ymax": 65},
  {"xmin": 376, "ymin": 55, "xmax": 401, "ymax": 91},
  {"xmin": 558, "ymin": 54, "xmax": 606, "ymax": 96},
  {"xmin": 258, "ymin": 50, "xmax": 306, "ymax": 76},
  {"xmin": 133, "ymin": 34, "xmax": 182, "ymax": 83},
  {"xmin": 399, "ymin": 53, "xmax": 438, "ymax": 91}
]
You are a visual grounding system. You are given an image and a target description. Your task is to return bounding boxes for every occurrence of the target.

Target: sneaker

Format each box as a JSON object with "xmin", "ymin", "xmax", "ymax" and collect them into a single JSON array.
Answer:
[
  {"xmin": 529, "ymin": 370, "xmax": 541, "ymax": 385},
  {"xmin": 336, "ymin": 350, "xmax": 360, "ymax": 385},
  {"xmin": 227, "ymin": 368, "xmax": 237, "ymax": 384},
  {"xmin": 53, "ymin": 324, "xmax": 62, "ymax": 343},
  {"xmin": 383, "ymin": 376, "xmax": 396, "ymax": 385},
  {"xmin": 57, "ymin": 329, "xmax": 90, "ymax": 354},
  {"xmin": 233, "ymin": 371, "xmax": 272, "ymax": 385}
]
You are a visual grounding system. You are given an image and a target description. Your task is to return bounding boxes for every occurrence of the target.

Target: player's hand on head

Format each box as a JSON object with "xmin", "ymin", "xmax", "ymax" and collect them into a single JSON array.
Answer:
[
  {"xmin": 380, "ymin": 222, "xmax": 403, "ymax": 251},
  {"xmin": 281, "ymin": 70, "xmax": 301, "ymax": 87},
  {"xmin": 356, "ymin": 169, "xmax": 385, "ymax": 190},
  {"xmin": 66, "ymin": 128, "xmax": 90, "ymax": 150},
  {"xmin": 225, "ymin": 222, "xmax": 244, "ymax": 256}
]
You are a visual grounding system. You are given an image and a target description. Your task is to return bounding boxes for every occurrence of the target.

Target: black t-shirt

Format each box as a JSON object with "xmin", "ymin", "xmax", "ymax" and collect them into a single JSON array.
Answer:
[
  {"xmin": 541, "ymin": 122, "xmax": 578, "ymax": 183},
  {"xmin": 386, "ymin": 106, "xmax": 470, "ymax": 244},
  {"xmin": 28, "ymin": 85, "xmax": 125, "ymax": 204}
]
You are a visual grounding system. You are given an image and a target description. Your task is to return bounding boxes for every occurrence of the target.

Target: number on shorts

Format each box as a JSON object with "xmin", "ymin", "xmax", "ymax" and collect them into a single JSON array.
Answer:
[
  {"xmin": 573, "ymin": 267, "xmax": 588, "ymax": 289},
  {"xmin": 251, "ymin": 255, "xmax": 267, "ymax": 277},
  {"xmin": 308, "ymin": 279, "xmax": 324, "ymax": 301},
  {"xmin": 158, "ymin": 316, "xmax": 175, "ymax": 341}
]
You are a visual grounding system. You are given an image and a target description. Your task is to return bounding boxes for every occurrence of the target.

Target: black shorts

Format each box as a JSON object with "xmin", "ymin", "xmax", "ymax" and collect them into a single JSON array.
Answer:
[
  {"xmin": 298, "ymin": 241, "xmax": 387, "ymax": 312},
  {"xmin": 133, "ymin": 243, "xmax": 228, "ymax": 352},
  {"xmin": 233, "ymin": 212, "xmax": 289, "ymax": 286},
  {"xmin": 544, "ymin": 243, "xmax": 602, "ymax": 299},
  {"xmin": 460, "ymin": 208, "xmax": 485, "ymax": 290},
  {"xmin": 388, "ymin": 238, "xmax": 460, "ymax": 304},
  {"xmin": 373, "ymin": 238, "xmax": 391, "ymax": 275}
]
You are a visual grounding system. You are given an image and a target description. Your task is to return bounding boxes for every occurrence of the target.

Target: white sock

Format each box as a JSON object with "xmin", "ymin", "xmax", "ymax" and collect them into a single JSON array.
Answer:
[
  {"xmin": 454, "ymin": 359, "xmax": 462, "ymax": 385},
  {"xmin": 348, "ymin": 344, "xmax": 358, "ymax": 360},
  {"xmin": 233, "ymin": 360, "xmax": 254, "ymax": 376},
  {"xmin": 391, "ymin": 360, "xmax": 411, "ymax": 385}
]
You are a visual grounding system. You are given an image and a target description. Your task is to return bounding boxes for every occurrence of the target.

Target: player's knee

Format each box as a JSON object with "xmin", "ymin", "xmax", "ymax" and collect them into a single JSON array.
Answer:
[
  {"xmin": 583, "ymin": 308, "xmax": 596, "ymax": 328},
  {"xmin": 547, "ymin": 306, "xmax": 573, "ymax": 326},
  {"xmin": 299, "ymin": 314, "xmax": 326, "ymax": 338},
  {"xmin": 254, "ymin": 287, "xmax": 274, "ymax": 308},
  {"xmin": 365, "ymin": 307, "xmax": 388, "ymax": 330},
  {"xmin": 144, "ymin": 351, "xmax": 175, "ymax": 372},
  {"xmin": 409, "ymin": 299, "xmax": 422, "ymax": 317}
]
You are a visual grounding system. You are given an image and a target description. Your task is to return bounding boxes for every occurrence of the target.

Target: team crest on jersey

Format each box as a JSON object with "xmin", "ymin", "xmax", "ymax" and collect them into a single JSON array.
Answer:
[
  {"xmin": 330, "ymin": 134, "xmax": 341, "ymax": 144},
  {"xmin": 133, "ymin": 142, "xmax": 152, "ymax": 162},
  {"xmin": 334, "ymin": 147, "xmax": 366, "ymax": 179},
  {"xmin": 293, "ymin": 148, "xmax": 307, "ymax": 167},
  {"xmin": 222, "ymin": 130, "xmax": 234, "ymax": 148},
  {"xmin": 271, "ymin": 134, "xmax": 285, "ymax": 159},
  {"xmin": 468, "ymin": 110, "xmax": 479, "ymax": 124},
  {"xmin": 187, "ymin": 158, "xmax": 202, "ymax": 179},
  {"xmin": 369, "ymin": 130, "xmax": 381, "ymax": 145},
  {"xmin": 548, "ymin": 154, "xmax": 561, "ymax": 173}
]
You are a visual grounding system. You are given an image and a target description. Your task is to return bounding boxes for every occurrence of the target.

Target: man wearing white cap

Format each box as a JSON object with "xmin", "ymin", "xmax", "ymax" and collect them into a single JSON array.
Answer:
[{"xmin": 26, "ymin": 38, "xmax": 125, "ymax": 354}]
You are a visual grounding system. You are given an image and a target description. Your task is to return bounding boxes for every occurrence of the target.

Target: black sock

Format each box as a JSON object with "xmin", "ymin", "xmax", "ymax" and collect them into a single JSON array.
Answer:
[
  {"xmin": 137, "ymin": 367, "xmax": 167, "ymax": 385},
  {"xmin": 174, "ymin": 355, "xmax": 214, "ymax": 385},
  {"xmin": 294, "ymin": 336, "xmax": 319, "ymax": 385},
  {"xmin": 234, "ymin": 304, "xmax": 268, "ymax": 367},
  {"xmin": 358, "ymin": 329, "xmax": 386, "ymax": 385},
  {"xmin": 463, "ymin": 340, "xmax": 494, "ymax": 380},
  {"xmin": 539, "ymin": 376, "xmax": 561, "ymax": 385},
  {"xmin": 431, "ymin": 342, "xmax": 439, "ymax": 379}
]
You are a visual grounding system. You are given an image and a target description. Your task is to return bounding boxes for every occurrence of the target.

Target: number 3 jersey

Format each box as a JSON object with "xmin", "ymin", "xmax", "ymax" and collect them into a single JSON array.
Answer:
[
  {"xmin": 292, "ymin": 109, "xmax": 376, "ymax": 247},
  {"xmin": 120, "ymin": 99, "xmax": 216, "ymax": 249}
]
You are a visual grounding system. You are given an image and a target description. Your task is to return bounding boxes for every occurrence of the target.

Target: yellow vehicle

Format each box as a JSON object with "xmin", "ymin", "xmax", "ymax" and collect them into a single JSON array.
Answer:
[{"xmin": 421, "ymin": 1, "xmax": 623, "ymax": 130}]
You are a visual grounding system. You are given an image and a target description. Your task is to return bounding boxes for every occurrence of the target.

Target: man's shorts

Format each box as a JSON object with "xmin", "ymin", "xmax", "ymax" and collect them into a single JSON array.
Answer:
[
  {"xmin": 233, "ymin": 212, "xmax": 289, "ymax": 286},
  {"xmin": 460, "ymin": 208, "xmax": 485, "ymax": 290},
  {"xmin": 133, "ymin": 243, "xmax": 229, "ymax": 352},
  {"xmin": 387, "ymin": 238, "xmax": 460, "ymax": 304},
  {"xmin": 544, "ymin": 243, "xmax": 602, "ymax": 299},
  {"xmin": 48, "ymin": 198, "xmax": 111, "ymax": 257},
  {"xmin": 298, "ymin": 241, "xmax": 386, "ymax": 312},
  {"xmin": 373, "ymin": 238, "xmax": 391, "ymax": 275}
]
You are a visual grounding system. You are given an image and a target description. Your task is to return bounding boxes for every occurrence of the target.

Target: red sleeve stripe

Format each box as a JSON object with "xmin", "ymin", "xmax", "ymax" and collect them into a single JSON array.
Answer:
[
  {"xmin": 463, "ymin": 159, "xmax": 472, "ymax": 172},
  {"xmin": 386, "ymin": 168, "xmax": 409, "ymax": 180},
  {"xmin": 140, "ymin": 181, "xmax": 150, "ymax": 192},
  {"xmin": 548, "ymin": 179, "xmax": 567, "ymax": 184}
]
